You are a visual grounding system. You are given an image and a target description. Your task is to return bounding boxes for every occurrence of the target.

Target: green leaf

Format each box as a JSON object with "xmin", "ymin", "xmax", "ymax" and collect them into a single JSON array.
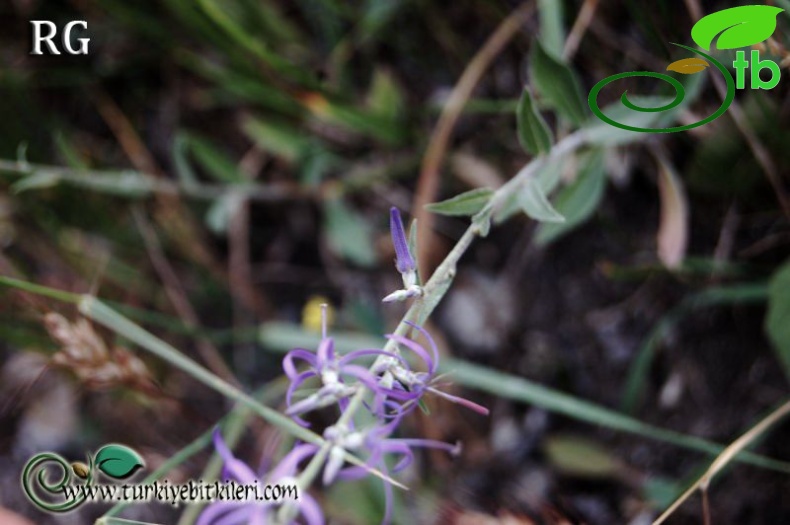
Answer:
[
  {"xmin": 583, "ymin": 96, "xmax": 674, "ymax": 146},
  {"xmin": 766, "ymin": 260, "xmax": 790, "ymax": 380},
  {"xmin": 425, "ymin": 188, "xmax": 494, "ymax": 216},
  {"xmin": 691, "ymin": 5, "xmax": 784, "ymax": 51},
  {"xmin": 517, "ymin": 179, "xmax": 565, "ymax": 223},
  {"xmin": 544, "ymin": 435, "xmax": 620, "ymax": 478},
  {"xmin": 183, "ymin": 133, "xmax": 243, "ymax": 183},
  {"xmin": 440, "ymin": 356, "xmax": 790, "ymax": 474},
  {"xmin": 529, "ymin": 40, "xmax": 587, "ymax": 125},
  {"xmin": 535, "ymin": 149, "xmax": 606, "ymax": 245},
  {"xmin": 12, "ymin": 171, "xmax": 61, "ymax": 193},
  {"xmin": 517, "ymin": 88, "xmax": 552, "ymax": 155},
  {"xmin": 95, "ymin": 444, "xmax": 145, "ymax": 480},
  {"xmin": 242, "ymin": 117, "xmax": 310, "ymax": 164},
  {"xmin": 538, "ymin": 0, "xmax": 566, "ymax": 59},
  {"xmin": 494, "ymin": 155, "xmax": 568, "ymax": 224},
  {"xmin": 324, "ymin": 198, "xmax": 377, "ymax": 267},
  {"xmin": 366, "ymin": 69, "xmax": 405, "ymax": 122}
]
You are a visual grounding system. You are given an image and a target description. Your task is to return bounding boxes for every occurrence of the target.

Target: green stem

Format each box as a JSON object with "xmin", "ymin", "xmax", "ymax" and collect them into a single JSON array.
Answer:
[
  {"xmin": 0, "ymin": 275, "xmax": 80, "ymax": 303},
  {"xmin": 291, "ymin": 131, "xmax": 589, "ymax": 497}
]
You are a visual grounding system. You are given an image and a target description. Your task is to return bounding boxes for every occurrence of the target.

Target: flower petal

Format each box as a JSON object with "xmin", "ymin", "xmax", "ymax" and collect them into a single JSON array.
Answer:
[
  {"xmin": 270, "ymin": 443, "xmax": 318, "ymax": 480},
  {"xmin": 212, "ymin": 428, "xmax": 258, "ymax": 484},
  {"xmin": 405, "ymin": 322, "xmax": 439, "ymax": 372},
  {"xmin": 386, "ymin": 334, "xmax": 434, "ymax": 375},
  {"xmin": 197, "ymin": 503, "xmax": 255, "ymax": 525},
  {"xmin": 317, "ymin": 338, "xmax": 335, "ymax": 366},
  {"xmin": 339, "ymin": 348, "xmax": 402, "ymax": 367},
  {"xmin": 283, "ymin": 349, "xmax": 317, "ymax": 379},
  {"xmin": 297, "ymin": 493, "xmax": 325, "ymax": 525}
]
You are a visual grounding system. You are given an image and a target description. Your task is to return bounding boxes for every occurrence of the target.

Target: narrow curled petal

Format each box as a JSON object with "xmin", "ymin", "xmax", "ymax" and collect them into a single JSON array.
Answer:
[
  {"xmin": 316, "ymin": 338, "xmax": 335, "ymax": 367},
  {"xmin": 386, "ymin": 334, "xmax": 435, "ymax": 375},
  {"xmin": 339, "ymin": 348, "xmax": 402, "ymax": 367},
  {"xmin": 197, "ymin": 502, "xmax": 262, "ymax": 525},
  {"xmin": 297, "ymin": 493, "xmax": 325, "ymax": 525},
  {"xmin": 270, "ymin": 443, "xmax": 318, "ymax": 480},
  {"xmin": 212, "ymin": 428, "xmax": 258, "ymax": 484},
  {"xmin": 377, "ymin": 441, "xmax": 414, "ymax": 472},
  {"xmin": 405, "ymin": 322, "xmax": 439, "ymax": 371},
  {"xmin": 285, "ymin": 371, "xmax": 317, "ymax": 426},
  {"xmin": 390, "ymin": 207, "xmax": 415, "ymax": 274},
  {"xmin": 283, "ymin": 349, "xmax": 317, "ymax": 379},
  {"xmin": 341, "ymin": 364, "xmax": 386, "ymax": 392}
]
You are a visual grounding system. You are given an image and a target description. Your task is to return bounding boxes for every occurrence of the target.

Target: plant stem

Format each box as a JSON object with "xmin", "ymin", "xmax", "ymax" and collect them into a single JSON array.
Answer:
[
  {"xmin": 0, "ymin": 275, "xmax": 80, "ymax": 303},
  {"xmin": 291, "ymin": 130, "xmax": 589, "ymax": 497}
]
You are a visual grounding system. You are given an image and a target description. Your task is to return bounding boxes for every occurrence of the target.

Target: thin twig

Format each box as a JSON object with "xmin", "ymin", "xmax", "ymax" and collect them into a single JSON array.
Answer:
[
  {"xmin": 91, "ymin": 89, "xmax": 272, "ymax": 319},
  {"xmin": 413, "ymin": 2, "xmax": 535, "ymax": 276},
  {"xmin": 563, "ymin": 0, "xmax": 600, "ymax": 60},
  {"xmin": 229, "ymin": 147, "xmax": 266, "ymax": 374},
  {"xmin": 702, "ymin": 486, "xmax": 711, "ymax": 525},
  {"xmin": 653, "ymin": 399, "xmax": 790, "ymax": 525}
]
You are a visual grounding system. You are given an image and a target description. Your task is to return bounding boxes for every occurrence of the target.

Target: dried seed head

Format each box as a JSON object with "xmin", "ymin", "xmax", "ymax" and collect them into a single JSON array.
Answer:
[{"xmin": 44, "ymin": 313, "xmax": 154, "ymax": 393}]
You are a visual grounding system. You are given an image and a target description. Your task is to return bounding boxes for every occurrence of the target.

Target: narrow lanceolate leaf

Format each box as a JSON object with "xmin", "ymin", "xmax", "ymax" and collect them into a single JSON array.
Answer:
[
  {"xmin": 425, "ymin": 188, "xmax": 494, "ymax": 217},
  {"xmin": 537, "ymin": 0, "xmax": 566, "ymax": 59},
  {"xmin": 766, "ymin": 260, "xmax": 790, "ymax": 380},
  {"xmin": 536, "ymin": 149, "xmax": 606, "ymax": 245},
  {"xmin": 691, "ymin": 5, "xmax": 784, "ymax": 51},
  {"xmin": 517, "ymin": 179, "xmax": 565, "ymax": 223},
  {"xmin": 325, "ymin": 198, "xmax": 377, "ymax": 267},
  {"xmin": 529, "ymin": 40, "xmax": 587, "ymax": 125},
  {"xmin": 656, "ymin": 156, "xmax": 689, "ymax": 269},
  {"xmin": 517, "ymin": 88, "xmax": 552, "ymax": 155}
]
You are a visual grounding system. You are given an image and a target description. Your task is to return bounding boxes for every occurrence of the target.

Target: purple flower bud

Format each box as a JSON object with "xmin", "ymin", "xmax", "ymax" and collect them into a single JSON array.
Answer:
[{"xmin": 390, "ymin": 207, "xmax": 415, "ymax": 274}]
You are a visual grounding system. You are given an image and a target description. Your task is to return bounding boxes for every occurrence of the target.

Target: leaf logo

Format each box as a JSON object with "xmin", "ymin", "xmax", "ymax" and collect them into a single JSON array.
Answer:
[
  {"xmin": 95, "ymin": 444, "xmax": 145, "ymax": 479},
  {"xmin": 691, "ymin": 5, "xmax": 784, "ymax": 51}
]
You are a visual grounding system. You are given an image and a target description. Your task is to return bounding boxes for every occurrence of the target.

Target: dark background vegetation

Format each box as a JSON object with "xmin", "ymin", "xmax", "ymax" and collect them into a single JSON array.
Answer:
[{"xmin": 1, "ymin": 0, "xmax": 790, "ymax": 524}]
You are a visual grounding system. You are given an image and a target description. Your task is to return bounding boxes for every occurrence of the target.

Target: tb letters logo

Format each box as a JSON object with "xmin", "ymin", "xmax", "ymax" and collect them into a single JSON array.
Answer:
[
  {"xmin": 30, "ymin": 20, "xmax": 90, "ymax": 56},
  {"xmin": 588, "ymin": 5, "xmax": 785, "ymax": 133}
]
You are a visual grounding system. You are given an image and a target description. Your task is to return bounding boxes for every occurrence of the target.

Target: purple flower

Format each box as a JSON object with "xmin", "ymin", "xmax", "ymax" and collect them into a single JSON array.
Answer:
[
  {"xmin": 283, "ymin": 337, "xmax": 396, "ymax": 425},
  {"xmin": 326, "ymin": 415, "xmax": 461, "ymax": 524},
  {"xmin": 197, "ymin": 428, "xmax": 323, "ymax": 525},
  {"xmin": 372, "ymin": 323, "xmax": 489, "ymax": 416},
  {"xmin": 384, "ymin": 208, "xmax": 422, "ymax": 303}
]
